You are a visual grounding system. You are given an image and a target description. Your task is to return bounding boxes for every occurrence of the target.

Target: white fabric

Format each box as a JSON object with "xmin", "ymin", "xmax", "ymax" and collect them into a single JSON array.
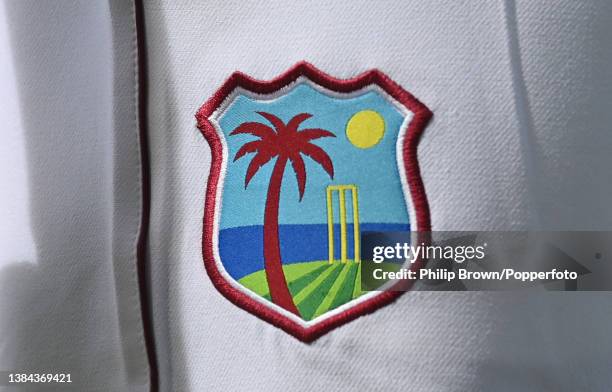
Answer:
[
  {"xmin": 144, "ymin": 0, "xmax": 612, "ymax": 391},
  {"xmin": 0, "ymin": 1, "xmax": 149, "ymax": 391}
]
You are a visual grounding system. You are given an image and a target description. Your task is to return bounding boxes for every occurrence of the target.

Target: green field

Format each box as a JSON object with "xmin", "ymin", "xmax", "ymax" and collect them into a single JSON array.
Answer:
[{"xmin": 238, "ymin": 260, "xmax": 363, "ymax": 321}]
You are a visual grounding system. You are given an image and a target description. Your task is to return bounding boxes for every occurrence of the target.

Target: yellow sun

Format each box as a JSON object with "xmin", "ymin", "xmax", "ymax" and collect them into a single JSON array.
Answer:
[{"xmin": 345, "ymin": 110, "xmax": 385, "ymax": 149}]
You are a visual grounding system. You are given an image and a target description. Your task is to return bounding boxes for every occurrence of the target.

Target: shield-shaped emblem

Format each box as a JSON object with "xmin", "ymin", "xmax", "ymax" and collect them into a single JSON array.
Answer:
[{"xmin": 196, "ymin": 62, "xmax": 431, "ymax": 341}]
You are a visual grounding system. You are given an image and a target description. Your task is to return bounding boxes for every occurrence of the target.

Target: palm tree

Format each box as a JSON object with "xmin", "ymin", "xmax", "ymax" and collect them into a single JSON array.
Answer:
[{"xmin": 231, "ymin": 111, "xmax": 335, "ymax": 315}]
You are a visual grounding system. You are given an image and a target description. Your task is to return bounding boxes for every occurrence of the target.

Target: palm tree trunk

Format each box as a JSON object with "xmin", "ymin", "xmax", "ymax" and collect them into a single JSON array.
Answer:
[{"xmin": 263, "ymin": 156, "xmax": 300, "ymax": 315}]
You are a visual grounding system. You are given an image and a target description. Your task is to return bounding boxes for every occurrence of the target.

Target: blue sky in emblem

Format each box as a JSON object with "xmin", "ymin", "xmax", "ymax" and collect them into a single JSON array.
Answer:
[{"xmin": 217, "ymin": 82, "xmax": 411, "ymax": 229}]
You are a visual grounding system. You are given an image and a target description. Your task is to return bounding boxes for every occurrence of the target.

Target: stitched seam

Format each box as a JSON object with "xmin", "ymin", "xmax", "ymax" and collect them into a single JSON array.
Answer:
[{"xmin": 127, "ymin": 0, "xmax": 150, "ymax": 387}]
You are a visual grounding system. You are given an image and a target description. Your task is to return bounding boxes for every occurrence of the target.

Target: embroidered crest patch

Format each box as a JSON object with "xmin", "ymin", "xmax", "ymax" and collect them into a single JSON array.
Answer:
[{"xmin": 196, "ymin": 62, "xmax": 431, "ymax": 341}]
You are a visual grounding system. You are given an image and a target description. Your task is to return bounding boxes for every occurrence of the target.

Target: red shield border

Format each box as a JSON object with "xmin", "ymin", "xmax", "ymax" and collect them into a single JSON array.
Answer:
[{"xmin": 196, "ymin": 62, "xmax": 432, "ymax": 342}]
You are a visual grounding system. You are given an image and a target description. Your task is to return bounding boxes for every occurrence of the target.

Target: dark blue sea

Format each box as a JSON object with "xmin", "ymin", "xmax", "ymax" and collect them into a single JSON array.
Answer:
[{"xmin": 219, "ymin": 223, "xmax": 409, "ymax": 279}]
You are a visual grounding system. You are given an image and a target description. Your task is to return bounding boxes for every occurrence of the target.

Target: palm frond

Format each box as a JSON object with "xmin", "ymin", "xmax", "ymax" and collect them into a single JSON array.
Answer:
[
  {"xmin": 297, "ymin": 128, "xmax": 335, "ymax": 141},
  {"xmin": 244, "ymin": 151, "xmax": 274, "ymax": 188},
  {"xmin": 289, "ymin": 153, "xmax": 307, "ymax": 200},
  {"xmin": 256, "ymin": 112, "xmax": 286, "ymax": 133},
  {"xmin": 234, "ymin": 140, "xmax": 262, "ymax": 161},
  {"xmin": 286, "ymin": 113, "xmax": 312, "ymax": 132},
  {"xmin": 230, "ymin": 122, "xmax": 276, "ymax": 139},
  {"xmin": 300, "ymin": 143, "xmax": 334, "ymax": 179}
]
